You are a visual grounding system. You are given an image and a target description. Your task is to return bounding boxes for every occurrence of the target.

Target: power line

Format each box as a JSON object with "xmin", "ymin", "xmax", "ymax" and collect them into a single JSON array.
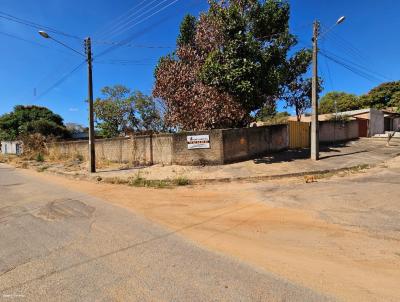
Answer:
[
  {"xmin": 95, "ymin": 0, "xmax": 181, "ymax": 59},
  {"xmin": 0, "ymin": 10, "xmax": 81, "ymax": 40},
  {"xmin": 91, "ymin": 40, "xmax": 173, "ymax": 49},
  {"xmin": 319, "ymin": 23, "xmax": 371, "ymax": 67},
  {"xmin": 105, "ymin": 0, "xmax": 172, "ymax": 39},
  {"xmin": 319, "ymin": 51, "xmax": 384, "ymax": 83},
  {"xmin": 0, "ymin": 30, "xmax": 48, "ymax": 48},
  {"xmin": 321, "ymin": 39, "xmax": 334, "ymax": 91},
  {"xmin": 105, "ymin": 0, "xmax": 179, "ymax": 37},
  {"xmin": 94, "ymin": 0, "xmax": 162, "ymax": 37},
  {"xmin": 29, "ymin": 0, "xmax": 182, "ymax": 101},
  {"xmin": 319, "ymin": 48, "xmax": 391, "ymax": 81},
  {"xmin": 35, "ymin": 61, "xmax": 86, "ymax": 100},
  {"xmin": 92, "ymin": 0, "xmax": 148, "ymax": 39}
]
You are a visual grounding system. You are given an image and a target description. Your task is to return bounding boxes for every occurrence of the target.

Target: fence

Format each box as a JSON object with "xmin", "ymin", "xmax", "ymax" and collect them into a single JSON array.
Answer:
[
  {"xmin": 288, "ymin": 120, "xmax": 360, "ymax": 148},
  {"xmin": 288, "ymin": 121, "xmax": 310, "ymax": 149}
]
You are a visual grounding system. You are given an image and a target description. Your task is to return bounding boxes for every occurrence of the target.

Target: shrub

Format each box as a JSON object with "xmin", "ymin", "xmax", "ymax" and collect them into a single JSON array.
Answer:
[{"xmin": 36, "ymin": 153, "xmax": 45, "ymax": 162}]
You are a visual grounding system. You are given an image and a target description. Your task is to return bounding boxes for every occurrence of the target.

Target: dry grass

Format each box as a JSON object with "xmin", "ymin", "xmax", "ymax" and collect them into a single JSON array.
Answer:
[{"xmin": 100, "ymin": 174, "xmax": 191, "ymax": 189}]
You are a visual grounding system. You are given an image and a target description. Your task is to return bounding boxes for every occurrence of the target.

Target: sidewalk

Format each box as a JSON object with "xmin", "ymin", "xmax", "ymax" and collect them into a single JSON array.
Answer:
[{"xmin": 91, "ymin": 138, "xmax": 400, "ymax": 183}]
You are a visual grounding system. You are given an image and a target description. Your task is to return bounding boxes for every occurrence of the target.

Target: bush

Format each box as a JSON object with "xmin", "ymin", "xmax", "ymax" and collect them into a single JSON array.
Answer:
[{"xmin": 36, "ymin": 153, "xmax": 45, "ymax": 162}]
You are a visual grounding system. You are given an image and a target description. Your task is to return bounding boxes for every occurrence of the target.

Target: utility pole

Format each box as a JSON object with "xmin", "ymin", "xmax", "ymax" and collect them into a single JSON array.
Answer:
[
  {"xmin": 85, "ymin": 37, "xmax": 96, "ymax": 173},
  {"xmin": 311, "ymin": 21, "xmax": 320, "ymax": 161}
]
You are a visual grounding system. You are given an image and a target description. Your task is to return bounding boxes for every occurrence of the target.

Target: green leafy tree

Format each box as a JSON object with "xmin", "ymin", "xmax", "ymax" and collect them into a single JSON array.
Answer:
[
  {"xmin": 154, "ymin": 0, "xmax": 313, "ymax": 130},
  {"xmin": 359, "ymin": 81, "xmax": 400, "ymax": 109},
  {"xmin": 94, "ymin": 85, "xmax": 163, "ymax": 138},
  {"xmin": 134, "ymin": 92, "xmax": 164, "ymax": 132},
  {"xmin": 283, "ymin": 77, "xmax": 323, "ymax": 121},
  {"xmin": 0, "ymin": 105, "xmax": 69, "ymax": 141},
  {"xmin": 177, "ymin": 14, "xmax": 197, "ymax": 47},
  {"xmin": 319, "ymin": 91, "xmax": 360, "ymax": 114},
  {"xmin": 255, "ymin": 101, "xmax": 277, "ymax": 121}
]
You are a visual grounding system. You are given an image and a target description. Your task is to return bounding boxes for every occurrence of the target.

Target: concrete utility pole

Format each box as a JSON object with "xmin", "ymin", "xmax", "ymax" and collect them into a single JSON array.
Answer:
[
  {"xmin": 85, "ymin": 37, "xmax": 96, "ymax": 173},
  {"xmin": 38, "ymin": 30, "xmax": 97, "ymax": 173},
  {"xmin": 311, "ymin": 21, "xmax": 320, "ymax": 161}
]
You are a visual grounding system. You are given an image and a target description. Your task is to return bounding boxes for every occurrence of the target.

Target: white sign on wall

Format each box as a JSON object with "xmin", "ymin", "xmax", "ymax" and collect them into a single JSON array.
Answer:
[{"xmin": 187, "ymin": 135, "xmax": 210, "ymax": 150}]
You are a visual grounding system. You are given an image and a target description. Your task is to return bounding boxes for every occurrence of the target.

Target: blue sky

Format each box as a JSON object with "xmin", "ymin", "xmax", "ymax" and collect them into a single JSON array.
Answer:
[{"xmin": 0, "ymin": 0, "xmax": 399, "ymax": 125}]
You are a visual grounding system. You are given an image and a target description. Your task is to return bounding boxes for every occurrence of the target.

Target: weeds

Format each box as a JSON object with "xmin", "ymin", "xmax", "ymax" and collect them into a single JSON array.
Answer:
[
  {"xmin": 127, "ymin": 175, "xmax": 169, "ymax": 188},
  {"xmin": 173, "ymin": 176, "xmax": 190, "ymax": 186},
  {"xmin": 36, "ymin": 153, "xmax": 45, "ymax": 162},
  {"xmin": 36, "ymin": 166, "xmax": 49, "ymax": 173},
  {"xmin": 103, "ymin": 177, "xmax": 129, "ymax": 185}
]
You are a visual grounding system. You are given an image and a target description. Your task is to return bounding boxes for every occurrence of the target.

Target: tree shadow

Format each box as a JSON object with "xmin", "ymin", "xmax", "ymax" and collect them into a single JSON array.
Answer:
[{"xmin": 253, "ymin": 143, "xmax": 358, "ymax": 164}]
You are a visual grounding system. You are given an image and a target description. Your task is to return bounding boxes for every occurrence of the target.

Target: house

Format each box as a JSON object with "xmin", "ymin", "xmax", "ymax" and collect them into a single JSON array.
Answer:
[
  {"xmin": 288, "ymin": 108, "xmax": 400, "ymax": 137},
  {"xmin": 1, "ymin": 141, "xmax": 23, "ymax": 155}
]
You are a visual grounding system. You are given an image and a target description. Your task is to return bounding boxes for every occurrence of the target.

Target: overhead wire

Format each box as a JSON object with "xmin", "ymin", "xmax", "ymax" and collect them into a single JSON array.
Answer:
[
  {"xmin": 104, "ymin": 0, "xmax": 178, "ymax": 41},
  {"xmin": 319, "ymin": 51, "xmax": 383, "ymax": 83},
  {"xmin": 33, "ymin": 0, "xmax": 182, "ymax": 100},
  {"xmin": 0, "ymin": 30, "xmax": 48, "ymax": 48},
  {"xmin": 92, "ymin": 0, "xmax": 149, "ymax": 39},
  {"xmin": 35, "ymin": 61, "xmax": 86, "ymax": 100},
  {"xmin": 319, "ymin": 48, "xmax": 391, "ymax": 81},
  {"xmin": 94, "ymin": 0, "xmax": 181, "ymax": 59},
  {"xmin": 321, "ymin": 39, "xmax": 334, "ymax": 91},
  {"xmin": 0, "ymin": 10, "xmax": 82, "ymax": 40},
  {"xmin": 91, "ymin": 40, "xmax": 173, "ymax": 49},
  {"xmin": 94, "ymin": 0, "xmax": 162, "ymax": 40}
]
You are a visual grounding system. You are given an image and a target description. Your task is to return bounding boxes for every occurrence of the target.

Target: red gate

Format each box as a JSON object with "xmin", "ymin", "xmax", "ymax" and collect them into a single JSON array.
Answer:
[{"xmin": 357, "ymin": 118, "xmax": 368, "ymax": 137}]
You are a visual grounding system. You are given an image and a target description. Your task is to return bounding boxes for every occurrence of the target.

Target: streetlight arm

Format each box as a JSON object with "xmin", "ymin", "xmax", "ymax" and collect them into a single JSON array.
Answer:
[
  {"xmin": 49, "ymin": 36, "xmax": 86, "ymax": 57},
  {"xmin": 318, "ymin": 16, "xmax": 346, "ymax": 40},
  {"xmin": 38, "ymin": 30, "xmax": 85, "ymax": 57}
]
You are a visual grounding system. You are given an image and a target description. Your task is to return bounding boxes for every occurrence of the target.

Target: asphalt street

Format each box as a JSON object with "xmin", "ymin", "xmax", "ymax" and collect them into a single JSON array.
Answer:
[{"xmin": 0, "ymin": 164, "xmax": 332, "ymax": 302}]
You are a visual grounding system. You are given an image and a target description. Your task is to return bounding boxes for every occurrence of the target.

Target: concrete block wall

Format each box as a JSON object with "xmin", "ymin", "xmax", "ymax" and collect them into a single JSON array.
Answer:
[
  {"xmin": 172, "ymin": 130, "xmax": 224, "ymax": 165},
  {"xmin": 319, "ymin": 120, "xmax": 359, "ymax": 143},
  {"xmin": 47, "ymin": 125, "xmax": 289, "ymax": 166},
  {"xmin": 222, "ymin": 125, "xmax": 288, "ymax": 163}
]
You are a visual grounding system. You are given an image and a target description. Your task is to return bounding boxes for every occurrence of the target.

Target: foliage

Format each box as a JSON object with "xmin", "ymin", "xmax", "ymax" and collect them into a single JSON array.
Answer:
[
  {"xmin": 255, "ymin": 100, "xmax": 277, "ymax": 121},
  {"xmin": 19, "ymin": 133, "xmax": 49, "ymax": 158},
  {"xmin": 263, "ymin": 111, "xmax": 290, "ymax": 125},
  {"xmin": 65, "ymin": 123, "xmax": 88, "ymax": 134},
  {"xmin": 359, "ymin": 81, "xmax": 400, "ymax": 109},
  {"xmin": 154, "ymin": 0, "xmax": 313, "ymax": 130},
  {"xmin": 36, "ymin": 153, "xmax": 45, "ymax": 162},
  {"xmin": 177, "ymin": 14, "xmax": 197, "ymax": 47},
  {"xmin": 0, "ymin": 105, "xmax": 69, "ymax": 141},
  {"xmin": 94, "ymin": 85, "xmax": 164, "ymax": 138},
  {"xmin": 326, "ymin": 114, "xmax": 351, "ymax": 122},
  {"xmin": 283, "ymin": 77, "xmax": 323, "ymax": 121},
  {"xmin": 319, "ymin": 92, "xmax": 360, "ymax": 114},
  {"xmin": 258, "ymin": 111, "xmax": 289, "ymax": 125}
]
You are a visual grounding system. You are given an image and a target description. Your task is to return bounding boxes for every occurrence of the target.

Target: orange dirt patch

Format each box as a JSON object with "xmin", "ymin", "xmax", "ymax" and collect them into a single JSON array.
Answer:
[{"xmin": 23, "ymin": 169, "xmax": 400, "ymax": 302}]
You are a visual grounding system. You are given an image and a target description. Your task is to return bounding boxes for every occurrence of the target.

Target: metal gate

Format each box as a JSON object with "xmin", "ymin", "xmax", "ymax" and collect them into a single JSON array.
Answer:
[{"xmin": 288, "ymin": 121, "xmax": 310, "ymax": 149}]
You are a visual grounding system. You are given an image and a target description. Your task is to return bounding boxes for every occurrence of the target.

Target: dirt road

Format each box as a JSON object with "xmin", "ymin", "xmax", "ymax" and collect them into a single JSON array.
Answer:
[
  {"xmin": 0, "ymin": 164, "xmax": 328, "ymax": 301},
  {"xmin": 7, "ymin": 156, "xmax": 400, "ymax": 301}
]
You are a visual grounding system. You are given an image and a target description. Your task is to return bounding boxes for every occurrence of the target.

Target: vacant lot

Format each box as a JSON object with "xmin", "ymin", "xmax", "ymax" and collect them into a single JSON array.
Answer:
[{"xmin": 17, "ymin": 154, "xmax": 400, "ymax": 301}]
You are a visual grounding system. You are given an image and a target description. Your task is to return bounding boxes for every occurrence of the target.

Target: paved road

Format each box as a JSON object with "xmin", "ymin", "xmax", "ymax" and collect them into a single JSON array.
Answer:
[{"xmin": 0, "ymin": 164, "xmax": 331, "ymax": 302}]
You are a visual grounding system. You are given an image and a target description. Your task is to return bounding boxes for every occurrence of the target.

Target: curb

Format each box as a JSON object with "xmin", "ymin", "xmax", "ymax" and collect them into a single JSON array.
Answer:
[
  {"xmin": 38, "ymin": 163, "xmax": 377, "ymax": 186},
  {"xmin": 188, "ymin": 164, "xmax": 375, "ymax": 185}
]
